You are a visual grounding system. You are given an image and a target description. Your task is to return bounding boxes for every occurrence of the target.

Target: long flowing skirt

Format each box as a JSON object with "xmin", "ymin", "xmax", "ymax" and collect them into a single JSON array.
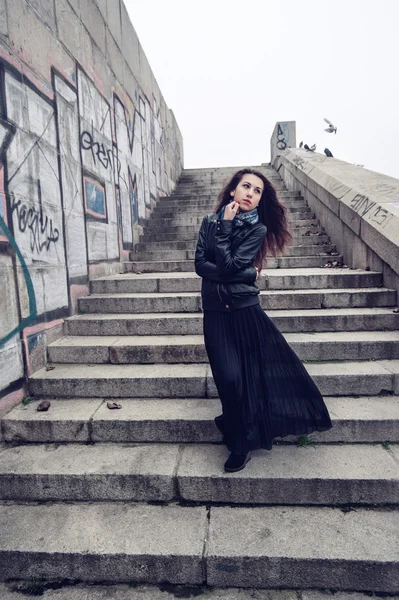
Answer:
[{"xmin": 203, "ymin": 304, "xmax": 332, "ymax": 454}]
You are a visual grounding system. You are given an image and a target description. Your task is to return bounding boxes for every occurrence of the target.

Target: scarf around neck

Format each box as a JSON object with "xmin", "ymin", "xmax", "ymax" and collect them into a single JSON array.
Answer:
[{"xmin": 219, "ymin": 203, "xmax": 259, "ymax": 227}]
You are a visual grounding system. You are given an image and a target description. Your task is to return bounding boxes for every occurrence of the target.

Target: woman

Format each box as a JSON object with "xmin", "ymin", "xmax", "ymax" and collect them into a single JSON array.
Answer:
[{"xmin": 195, "ymin": 169, "xmax": 332, "ymax": 473}]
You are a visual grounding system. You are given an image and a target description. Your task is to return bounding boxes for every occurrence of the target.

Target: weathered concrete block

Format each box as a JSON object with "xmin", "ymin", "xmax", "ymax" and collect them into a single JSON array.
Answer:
[
  {"xmin": 1, "ymin": 398, "xmax": 101, "ymax": 443},
  {"xmin": 29, "ymin": 363, "xmax": 208, "ymax": 398},
  {"xmin": 0, "ymin": 503, "xmax": 207, "ymax": 583},
  {"xmin": 27, "ymin": 0, "xmax": 57, "ymax": 32},
  {"xmin": 106, "ymin": 25, "xmax": 124, "ymax": 83},
  {"xmin": 207, "ymin": 506, "xmax": 399, "ymax": 592},
  {"xmin": 79, "ymin": 0, "xmax": 106, "ymax": 55},
  {"xmin": 92, "ymin": 398, "xmax": 221, "ymax": 443},
  {"xmin": 0, "ymin": 443, "xmax": 179, "ymax": 501},
  {"xmin": 120, "ymin": 0, "xmax": 140, "ymax": 78},
  {"xmin": 0, "ymin": 1, "xmax": 8, "ymax": 37},
  {"xmin": 177, "ymin": 444, "xmax": 399, "ymax": 505},
  {"xmin": 79, "ymin": 293, "xmax": 202, "ymax": 314},
  {"xmin": 105, "ymin": 0, "xmax": 122, "ymax": 49}
]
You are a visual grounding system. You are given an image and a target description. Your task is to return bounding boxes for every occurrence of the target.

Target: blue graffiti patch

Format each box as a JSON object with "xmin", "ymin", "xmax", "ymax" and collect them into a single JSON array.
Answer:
[
  {"xmin": 85, "ymin": 178, "xmax": 106, "ymax": 218},
  {"xmin": 0, "ymin": 215, "xmax": 37, "ymax": 347}
]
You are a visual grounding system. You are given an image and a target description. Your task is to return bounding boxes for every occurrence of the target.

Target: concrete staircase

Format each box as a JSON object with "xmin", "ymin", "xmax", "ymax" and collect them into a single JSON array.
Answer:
[{"xmin": 1, "ymin": 166, "xmax": 399, "ymax": 594}]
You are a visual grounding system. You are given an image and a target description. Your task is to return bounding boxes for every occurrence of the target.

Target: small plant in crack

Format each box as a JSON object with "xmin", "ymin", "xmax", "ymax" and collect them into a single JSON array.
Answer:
[
  {"xmin": 21, "ymin": 396, "xmax": 33, "ymax": 407},
  {"xmin": 296, "ymin": 434, "xmax": 316, "ymax": 448}
]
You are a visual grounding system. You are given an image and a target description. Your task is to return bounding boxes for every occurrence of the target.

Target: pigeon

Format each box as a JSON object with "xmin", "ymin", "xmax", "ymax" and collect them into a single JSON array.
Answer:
[
  {"xmin": 310, "ymin": 144, "xmax": 316, "ymax": 151},
  {"xmin": 299, "ymin": 141, "xmax": 303, "ymax": 148},
  {"xmin": 324, "ymin": 118, "xmax": 337, "ymax": 134},
  {"xmin": 324, "ymin": 148, "xmax": 334, "ymax": 157},
  {"xmin": 304, "ymin": 144, "xmax": 310, "ymax": 150}
]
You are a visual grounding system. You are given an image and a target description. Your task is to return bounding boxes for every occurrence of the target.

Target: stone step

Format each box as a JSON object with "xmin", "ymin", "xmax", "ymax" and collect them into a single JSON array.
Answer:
[
  {"xmin": 152, "ymin": 207, "xmax": 309, "ymax": 220},
  {"xmin": 0, "ymin": 503, "xmax": 397, "ymax": 592},
  {"xmin": 144, "ymin": 212, "xmax": 314, "ymax": 228},
  {"xmin": 154, "ymin": 197, "xmax": 307, "ymax": 209},
  {"xmin": 0, "ymin": 442, "xmax": 398, "ymax": 505},
  {"xmin": 176, "ymin": 179, "xmax": 282, "ymax": 187},
  {"xmin": 28, "ymin": 360, "xmax": 399, "ymax": 398},
  {"xmin": 91, "ymin": 269, "xmax": 383, "ymax": 294},
  {"xmin": 178, "ymin": 170, "xmax": 278, "ymax": 178},
  {"xmin": 164, "ymin": 187, "xmax": 295, "ymax": 197},
  {"xmin": 47, "ymin": 331, "xmax": 399, "ymax": 364},
  {"xmin": 135, "ymin": 234, "xmax": 332, "ymax": 251},
  {"xmin": 130, "ymin": 245, "xmax": 337, "ymax": 262},
  {"xmin": 140, "ymin": 226, "xmax": 326, "ymax": 242},
  {"xmin": 0, "ymin": 586, "xmax": 392, "ymax": 600},
  {"xmin": 179, "ymin": 165, "xmax": 276, "ymax": 174},
  {"xmin": 140, "ymin": 231, "xmax": 199, "ymax": 242},
  {"xmin": 157, "ymin": 194, "xmax": 303, "ymax": 207},
  {"xmin": 177, "ymin": 179, "xmax": 281, "ymax": 186},
  {"xmin": 142, "ymin": 220, "xmax": 322, "ymax": 235},
  {"xmin": 78, "ymin": 288, "xmax": 396, "ymax": 314},
  {"xmin": 125, "ymin": 255, "xmax": 344, "ymax": 273},
  {"xmin": 65, "ymin": 308, "xmax": 399, "ymax": 337},
  {"xmin": 4, "ymin": 396, "xmax": 399, "ymax": 444}
]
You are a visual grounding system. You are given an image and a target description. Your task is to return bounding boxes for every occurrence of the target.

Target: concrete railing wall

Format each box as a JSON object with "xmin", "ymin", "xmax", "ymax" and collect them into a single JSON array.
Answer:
[
  {"xmin": 0, "ymin": 0, "xmax": 183, "ymax": 408},
  {"xmin": 270, "ymin": 121, "xmax": 296, "ymax": 165},
  {"xmin": 273, "ymin": 144, "xmax": 399, "ymax": 296}
]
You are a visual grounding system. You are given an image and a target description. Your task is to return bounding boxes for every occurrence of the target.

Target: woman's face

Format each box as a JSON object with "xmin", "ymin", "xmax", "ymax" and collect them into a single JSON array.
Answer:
[{"xmin": 230, "ymin": 174, "xmax": 264, "ymax": 212}]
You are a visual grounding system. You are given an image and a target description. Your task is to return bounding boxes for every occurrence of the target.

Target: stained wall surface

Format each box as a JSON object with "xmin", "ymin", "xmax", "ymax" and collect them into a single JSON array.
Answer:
[{"xmin": 0, "ymin": 0, "xmax": 183, "ymax": 405}]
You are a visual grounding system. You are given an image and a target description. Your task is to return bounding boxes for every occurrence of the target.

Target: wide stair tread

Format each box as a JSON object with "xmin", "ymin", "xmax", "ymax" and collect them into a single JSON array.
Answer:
[
  {"xmin": 0, "ymin": 502, "xmax": 397, "ymax": 592},
  {"xmin": 90, "ymin": 268, "xmax": 385, "ymax": 292},
  {"xmin": 47, "ymin": 331, "xmax": 399, "ymax": 363},
  {"xmin": 78, "ymin": 287, "xmax": 397, "ymax": 314},
  {"xmin": 3, "ymin": 396, "xmax": 399, "ymax": 444},
  {"xmin": 28, "ymin": 360, "xmax": 399, "ymax": 397},
  {"xmin": 65, "ymin": 307, "xmax": 399, "ymax": 335},
  {"xmin": 0, "ymin": 441, "xmax": 398, "ymax": 504}
]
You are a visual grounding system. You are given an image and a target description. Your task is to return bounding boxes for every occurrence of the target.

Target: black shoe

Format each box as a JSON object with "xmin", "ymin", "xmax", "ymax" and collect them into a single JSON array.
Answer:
[{"xmin": 224, "ymin": 452, "xmax": 251, "ymax": 473}]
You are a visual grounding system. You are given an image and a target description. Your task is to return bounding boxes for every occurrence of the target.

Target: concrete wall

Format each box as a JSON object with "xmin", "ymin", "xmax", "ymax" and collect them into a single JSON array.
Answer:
[
  {"xmin": 0, "ymin": 0, "xmax": 183, "ymax": 409},
  {"xmin": 273, "ymin": 144, "xmax": 399, "ymax": 296}
]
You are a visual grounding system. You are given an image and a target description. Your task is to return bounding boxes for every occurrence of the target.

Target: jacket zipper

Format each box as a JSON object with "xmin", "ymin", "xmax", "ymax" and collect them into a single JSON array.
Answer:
[{"xmin": 217, "ymin": 284, "xmax": 223, "ymax": 303}]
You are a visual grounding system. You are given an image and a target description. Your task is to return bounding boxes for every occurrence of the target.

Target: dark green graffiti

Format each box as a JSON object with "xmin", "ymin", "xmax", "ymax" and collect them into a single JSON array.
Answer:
[{"xmin": 0, "ymin": 214, "xmax": 37, "ymax": 347}]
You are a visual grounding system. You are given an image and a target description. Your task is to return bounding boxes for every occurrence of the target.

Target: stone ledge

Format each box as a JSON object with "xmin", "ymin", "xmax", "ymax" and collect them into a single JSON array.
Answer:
[{"xmin": 275, "ymin": 148, "xmax": 399, "ymax": 277}]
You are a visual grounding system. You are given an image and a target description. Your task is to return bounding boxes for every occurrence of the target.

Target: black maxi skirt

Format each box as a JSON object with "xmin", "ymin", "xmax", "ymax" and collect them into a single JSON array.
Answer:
[{"xmin": 203, "ymin": 304, "xmax": 333, "ymax": 454}]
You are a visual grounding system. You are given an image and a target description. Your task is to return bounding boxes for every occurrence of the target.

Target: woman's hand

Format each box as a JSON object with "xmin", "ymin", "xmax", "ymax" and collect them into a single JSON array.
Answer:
[{"xmin": 223, "ymin": 201, "xmax": 239, "ymax": 220}]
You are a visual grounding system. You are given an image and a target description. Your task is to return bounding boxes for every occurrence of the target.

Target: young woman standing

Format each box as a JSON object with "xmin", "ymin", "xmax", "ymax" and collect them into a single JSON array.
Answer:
[{"xmin": 195, "ymin": 169, "xmax": 332, "ymax": 473}]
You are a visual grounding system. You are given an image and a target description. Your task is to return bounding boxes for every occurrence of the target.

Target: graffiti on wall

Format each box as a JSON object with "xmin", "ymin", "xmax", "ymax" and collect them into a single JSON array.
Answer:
[
  {"xmin": 0, "ymin": 49, "xmax": 180, "ymax": 396},
  {"xmin": 0, "ymin": 214, "xmax": 37, "ymax": 347},
  {"xmin": 10, "ymin": 186, "xmax": 60, "ymax": 253},
  {"xmin": 349, "ymin": 194, "xmax": 394, "ymax": 229},
  {"xmin": 80, "ymin": 129, "xmax": 119, "ymax": 174},
  {"xmin": 83, "ymin": 176, "xmax": 107, "ymax": 220},
  {"xmin": 276, "ymin": 123, "xmax": 288, "ymax": 151}
]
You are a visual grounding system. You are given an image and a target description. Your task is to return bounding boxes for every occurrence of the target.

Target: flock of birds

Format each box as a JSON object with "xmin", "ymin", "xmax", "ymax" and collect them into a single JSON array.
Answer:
[{"xmin": 299, "ymin": 118, "xmax": 337, "ymax": 158}]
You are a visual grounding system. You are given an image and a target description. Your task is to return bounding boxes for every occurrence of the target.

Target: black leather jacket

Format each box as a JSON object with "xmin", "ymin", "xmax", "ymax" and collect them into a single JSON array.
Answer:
[{"xmin": 195, "ymin": 214, "xmax": 267, "ymax": 312}]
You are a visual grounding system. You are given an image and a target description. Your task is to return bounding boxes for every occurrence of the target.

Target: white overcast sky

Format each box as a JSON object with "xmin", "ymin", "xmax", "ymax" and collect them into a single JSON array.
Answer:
[{"xmin": 125, "ymin": 0, "xmax": 399, "ymax": 179}]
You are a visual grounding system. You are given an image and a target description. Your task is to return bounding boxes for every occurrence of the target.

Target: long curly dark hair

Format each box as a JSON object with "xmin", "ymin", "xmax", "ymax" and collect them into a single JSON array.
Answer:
[{"xmin": 214, "ymin": 169, "xmax": 292, "ymax": 271}]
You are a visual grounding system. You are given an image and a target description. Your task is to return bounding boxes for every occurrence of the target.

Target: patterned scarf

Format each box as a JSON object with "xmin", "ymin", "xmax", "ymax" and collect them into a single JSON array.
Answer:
[{"xmin": 219, "ymin": 202, "xmax": 259, "ymax": 227}]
